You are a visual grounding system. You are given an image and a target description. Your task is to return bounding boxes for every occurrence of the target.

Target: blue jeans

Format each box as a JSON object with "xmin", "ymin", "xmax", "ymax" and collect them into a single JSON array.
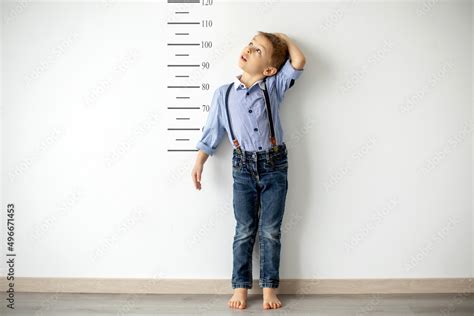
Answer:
[{"xmin": 231, "ymin": 142, "xmax": 288, "ymax": 289}]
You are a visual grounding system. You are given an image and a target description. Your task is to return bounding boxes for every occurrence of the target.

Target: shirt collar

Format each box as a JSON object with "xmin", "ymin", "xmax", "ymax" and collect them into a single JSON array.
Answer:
[{"xmin": 233, "ymin": 74, "xmax": 265, "ymax": 91}]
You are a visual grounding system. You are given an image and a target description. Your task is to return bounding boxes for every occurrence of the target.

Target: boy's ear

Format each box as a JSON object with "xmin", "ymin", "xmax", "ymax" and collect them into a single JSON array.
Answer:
[{"xmin": 263, "ymin": 66, "xmax": 278, "ymax": 76}]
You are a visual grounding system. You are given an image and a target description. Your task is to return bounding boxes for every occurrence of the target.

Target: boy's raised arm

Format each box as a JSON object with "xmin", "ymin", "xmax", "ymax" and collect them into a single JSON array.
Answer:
[{"xmin": 274, "ymin": 33, "xmax": 306, "ymax": 70}]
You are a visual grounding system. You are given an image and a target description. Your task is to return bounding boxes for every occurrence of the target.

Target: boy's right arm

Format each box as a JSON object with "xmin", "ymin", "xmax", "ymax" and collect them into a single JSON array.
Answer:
[{"xmin": 192, "ymin": 87, "xmax": 226, "ymax": 190}]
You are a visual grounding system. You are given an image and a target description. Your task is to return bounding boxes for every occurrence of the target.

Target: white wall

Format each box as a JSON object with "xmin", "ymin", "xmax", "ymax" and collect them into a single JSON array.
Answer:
[{"xmin": 1, "ymin": 0, "xmax": 472, "ymax": 280}]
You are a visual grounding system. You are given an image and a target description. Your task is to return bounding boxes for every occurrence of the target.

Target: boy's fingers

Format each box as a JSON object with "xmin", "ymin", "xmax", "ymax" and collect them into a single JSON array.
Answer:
[
  {"xmin": 192, "ymin": 170, "xmax": 198, "ymax": 187},
  {"xmin": 191, "ymin": 167, "xmax": 202, "ymax": 190},
  {"xmin": 197, "ymin": 166, "xmax": 202, "ymax": 181}
]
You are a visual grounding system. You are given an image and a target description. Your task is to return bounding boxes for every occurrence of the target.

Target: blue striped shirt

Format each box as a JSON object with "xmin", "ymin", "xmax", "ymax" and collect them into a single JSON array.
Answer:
[{"xmin": 196, "ymin": 58, "xmax": 304, "ymax": 156}]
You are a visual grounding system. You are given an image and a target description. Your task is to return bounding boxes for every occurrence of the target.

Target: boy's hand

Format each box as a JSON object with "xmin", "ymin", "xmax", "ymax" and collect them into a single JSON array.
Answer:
[
  {"xmin": 192, "ymin": 162, "xmax": 204, "ymax": 190},
  {"xmin": 273, "ymin": 32, "xmax": 289, "ymax": 42},
  {"xmin": 273, "ymin": 32, "xmax": 306, "ymax": 70},
  {"xmin": 192, "ymin": 150, "xmax": 209, "ymax": 190}
]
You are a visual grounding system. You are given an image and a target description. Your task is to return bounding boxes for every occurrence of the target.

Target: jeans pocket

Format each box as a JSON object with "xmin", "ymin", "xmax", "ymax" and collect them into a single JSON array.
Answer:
[
  {"xmin": 232, "ymin": 156, "xmax": 242, "ymax": 170},
  {"xmin": 267, "ymin": 152, "xmax": 288, "ymax": 170}
]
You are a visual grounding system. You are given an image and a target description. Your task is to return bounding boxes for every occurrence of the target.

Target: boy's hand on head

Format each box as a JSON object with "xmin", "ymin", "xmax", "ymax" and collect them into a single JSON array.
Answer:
[
  {"xmin": 273, "ymin": 32, "xmax": 306, "ymax": 69},
  {"xmin": 273, "ymin": 32, "xmax": 289, "ymax": 42}
]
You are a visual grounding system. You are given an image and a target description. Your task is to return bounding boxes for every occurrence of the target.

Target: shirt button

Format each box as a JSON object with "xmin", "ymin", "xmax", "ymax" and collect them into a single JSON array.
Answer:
[
  {"xmin": 246, "ymin": 92, "xmax": 249, "ymax": 96},
  {"xmin": 254, "ymin": 128, "xmax": 258, "ymax": 132},
  {"xmin": 258, "ymin": 146, "xmax": 262, "ymax": 150},
  {"xmin": 248, "ymin": 109, "xmax": 252, "ymax": 113}
]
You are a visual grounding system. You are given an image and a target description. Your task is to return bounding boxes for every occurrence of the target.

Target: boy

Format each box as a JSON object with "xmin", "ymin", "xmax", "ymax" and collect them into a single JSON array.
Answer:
[{"xmin": 191, "ymin": 31, "xmax": 305, "ymax": 310}]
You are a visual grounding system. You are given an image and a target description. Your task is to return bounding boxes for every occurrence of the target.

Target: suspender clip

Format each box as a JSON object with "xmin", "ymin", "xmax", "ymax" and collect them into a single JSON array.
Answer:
[{"xmin": 233, "ymin": 139, "xmax": 242, "ymax": 155}]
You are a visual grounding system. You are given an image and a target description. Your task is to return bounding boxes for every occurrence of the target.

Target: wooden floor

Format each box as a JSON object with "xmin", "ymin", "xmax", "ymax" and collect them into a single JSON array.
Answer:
[{"xmin": 2, "ymin": 292, "xmax": 473, "ymax": 315}]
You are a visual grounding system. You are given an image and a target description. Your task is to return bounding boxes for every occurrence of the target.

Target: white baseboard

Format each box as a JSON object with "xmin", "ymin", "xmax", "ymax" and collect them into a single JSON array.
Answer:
[{"xmin": 1, "ymin": 277, "xmax": 473, "ymax": 294}]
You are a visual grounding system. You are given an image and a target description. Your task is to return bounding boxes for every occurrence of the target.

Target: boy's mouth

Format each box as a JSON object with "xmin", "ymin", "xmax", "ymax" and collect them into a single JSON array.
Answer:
[{"xmin": 241, "ymin": 55, "xmax": 248, "ymax": 62}]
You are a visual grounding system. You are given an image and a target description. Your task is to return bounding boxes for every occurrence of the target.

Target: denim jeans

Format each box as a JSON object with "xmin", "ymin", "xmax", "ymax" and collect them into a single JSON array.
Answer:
[{"xmin": 231, "ymin": 142, "xmax": 288, "ymax": 289}]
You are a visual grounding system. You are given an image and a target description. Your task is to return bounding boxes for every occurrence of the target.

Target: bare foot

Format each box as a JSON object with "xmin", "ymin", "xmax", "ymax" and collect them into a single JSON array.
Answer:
[
  {"xmin": 262, "ymin": 287, "xmax": 282, "ymax": 309},
  {"xmin": 228, "ymin": 288, "xmax": 248, "ymax": 309}
]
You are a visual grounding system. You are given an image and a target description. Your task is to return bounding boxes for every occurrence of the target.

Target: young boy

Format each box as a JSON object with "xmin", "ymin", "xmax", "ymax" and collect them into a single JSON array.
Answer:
[{"xmin": 191, "ymin": 31, "xmax": 305, "ymax": 310}]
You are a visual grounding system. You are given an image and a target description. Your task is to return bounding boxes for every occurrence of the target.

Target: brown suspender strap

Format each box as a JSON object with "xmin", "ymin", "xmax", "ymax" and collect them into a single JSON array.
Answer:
[{"xmin": 224, "ymin": 79, "xmax": 278, "ymax": 153}]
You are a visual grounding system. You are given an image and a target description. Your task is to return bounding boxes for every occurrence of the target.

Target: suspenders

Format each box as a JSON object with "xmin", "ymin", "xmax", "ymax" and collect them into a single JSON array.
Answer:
[{"xmin": 224, "ymin": 78, "xmax": 278, "ymax": 154}]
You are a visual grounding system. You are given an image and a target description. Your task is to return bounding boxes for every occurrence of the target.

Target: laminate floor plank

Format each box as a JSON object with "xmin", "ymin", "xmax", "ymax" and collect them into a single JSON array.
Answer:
[{"xmin": 2, "ymin": 293, "xmax": 472, "ymax": 315}]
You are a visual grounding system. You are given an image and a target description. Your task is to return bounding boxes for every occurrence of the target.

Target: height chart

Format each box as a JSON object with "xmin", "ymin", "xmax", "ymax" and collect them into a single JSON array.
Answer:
[{"xmin": 166, "ymin": 0, "xmax": 215, "ymax": 153}]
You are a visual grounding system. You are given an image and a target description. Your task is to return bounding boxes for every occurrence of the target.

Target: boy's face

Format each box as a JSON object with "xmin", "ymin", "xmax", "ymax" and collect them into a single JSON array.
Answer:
[{"xmin": 238, "ymin": 34, "xmax": 277, "ymax": 77}]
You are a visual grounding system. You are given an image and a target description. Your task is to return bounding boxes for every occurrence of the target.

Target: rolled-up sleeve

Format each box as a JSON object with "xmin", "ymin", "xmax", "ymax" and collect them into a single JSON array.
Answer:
[
  {"xmin": 269, "ymin": 58, "xmax": 304, "ymax": 103},
  {"xmin": 196, "ymin": 87, "xmax": 227, "ymax": 156}
]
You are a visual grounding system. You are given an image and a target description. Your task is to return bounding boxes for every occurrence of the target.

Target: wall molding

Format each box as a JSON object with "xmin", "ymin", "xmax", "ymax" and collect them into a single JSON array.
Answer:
[{"xmin": 1, "ymin": 278, "xmax": 473, "ymax": 294}]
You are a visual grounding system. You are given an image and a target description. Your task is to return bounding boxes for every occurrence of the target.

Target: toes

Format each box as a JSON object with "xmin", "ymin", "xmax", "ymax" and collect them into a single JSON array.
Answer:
[
  {"xmin": 229, "ymin": 299, "xmax": 247, "ymax": 309},
  {"xmin": 263, "ymin": 300, "xmax": 282, "ymax": 309}
]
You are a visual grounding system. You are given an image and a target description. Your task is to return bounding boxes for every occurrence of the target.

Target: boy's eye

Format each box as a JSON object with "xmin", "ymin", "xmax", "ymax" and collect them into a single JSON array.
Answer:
[{"xmin": 248, "ymin": 42, "xmax": 261, "ymax": 54}]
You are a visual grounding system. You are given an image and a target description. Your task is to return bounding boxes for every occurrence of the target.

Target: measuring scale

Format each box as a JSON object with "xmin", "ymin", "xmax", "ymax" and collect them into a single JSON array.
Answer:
[{"xmin": 166, "ymin": 0, "xmax": 215, "ymax": 153}]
